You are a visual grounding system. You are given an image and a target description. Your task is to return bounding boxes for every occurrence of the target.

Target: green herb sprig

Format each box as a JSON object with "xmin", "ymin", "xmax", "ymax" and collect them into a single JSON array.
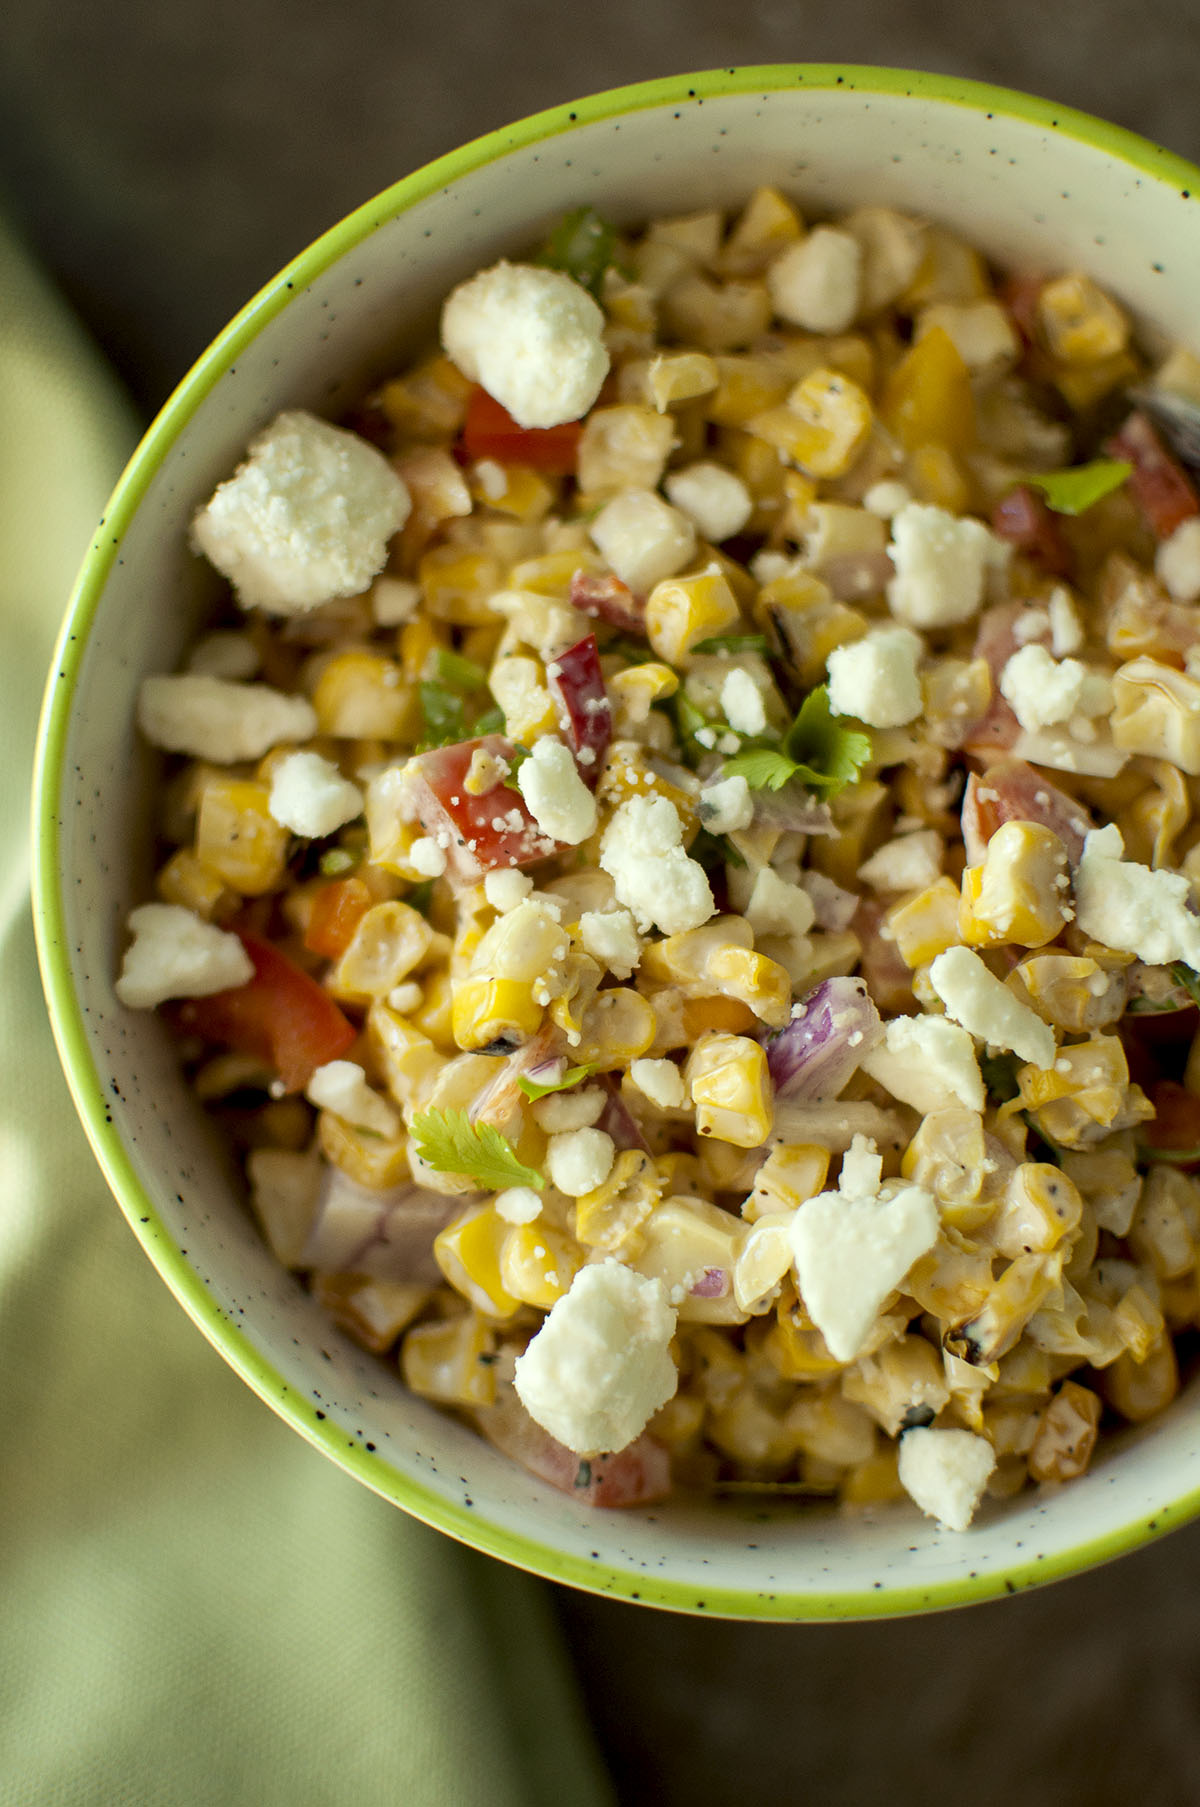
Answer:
[{"xmin": 409, "ymin": 1107, "xmax": 544, "ymax": 1191}]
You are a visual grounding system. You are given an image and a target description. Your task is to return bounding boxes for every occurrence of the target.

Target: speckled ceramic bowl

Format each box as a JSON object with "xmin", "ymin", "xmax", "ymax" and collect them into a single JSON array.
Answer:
[{"xmin": 33, "ymin": 66, "xmax": 1200, "ymax": 1618}]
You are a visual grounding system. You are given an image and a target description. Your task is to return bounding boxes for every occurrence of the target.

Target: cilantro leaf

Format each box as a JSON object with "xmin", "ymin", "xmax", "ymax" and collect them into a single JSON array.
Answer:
[
  {"xmin": 409, "ymin": 1107, "xmax": 544, "ymax": 1190},
  {"xmin": 537, "ymin": 206, "xmax": 620, "ymax": 298},
  {"xmin": 501, "ymin": 744, "xmax": 531, "ymax": 791},
  {"xmin": 720, "ymin": 748, "xmax": 799, "ymax": 791},
  {"xmin": 418, "ymin": 681, "xmax": 466, "ymax": 748},
  {"xmin": 723, "ymin": 686, "xmax": 871, "ymax": 798},
  {"xmin": 318, "ymin": 846, "xmax": 359, "ymax": 877},
  {"xmin": 1021, "ymin": 459, "xmax": 1132, "ymax": 516},
  {"xmin": 473, "ymin": 704, "xmax": 506, "ymax": 737},
  {"xmin": 517, "ymin": 1063, "xmax": 596, "ymax": 1102},
  {"xmin": 692, "ymin": 632, "xmax": 770, "ymax": 656},
  {"xmin": 435, "ymin": 647, "xmax": 489, "ymax": 693},
  {"xmin": 1170, "ymin": 962, "xmax": 1200, "ymax": 1009}
]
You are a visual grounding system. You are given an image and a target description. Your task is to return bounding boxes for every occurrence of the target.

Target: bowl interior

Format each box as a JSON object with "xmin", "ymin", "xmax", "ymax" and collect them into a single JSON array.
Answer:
[{"xmin": 34, "ymin": 66, "xmax": 1200, "ymax": 1618}]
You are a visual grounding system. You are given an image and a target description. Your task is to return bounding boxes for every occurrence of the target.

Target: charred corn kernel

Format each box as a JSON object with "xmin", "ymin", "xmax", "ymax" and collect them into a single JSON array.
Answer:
[
  {"xmin": 904, "ymin": 441, "xmax": 971, "ymax": 514},
  {"xmin": 499, "ymin": 1219, "xmax": 582, "ymax": 1309},
  {"xmin": 947, "ymin": 1252, "xmax": 1063, "ymax": 1366},
  {"xmin": 885, "ymin": 876, "xmax": 962, "ymax": 968},
  {"xmin": 921, "ymin": 657, "xmax": 992, "ymax": 749},
  {"xmin": 1112, "ymin": 658, "xmax": 1200, "ymax": 774},
  {"xmin": 398, "ymin": 615, "xmax": 441, "ymax": 680},
  {"xmin": 1018, "ymin": 1035, "xmax": 1152, "ymax": 1149},
  {"xmin": 659, "ymin": 273, "xmax": 773, "ymax": 353},
  {"xmin": 990, "ymin": 1163, "xmax": 1084, "ymax": 1260},
  {"xmin": 644, "ymin": 565, "xmax": 741, "ymax": 664},
  {"xmin": 744, "ymin": 1144, "xmax": 830, "ymax": 1221},
  {"xmin": 630, "ymin": 1193, "xmax": 749, "ymax": 1323},
  {"xmin": 547, "ymin": 951, "xmax": 603, "ymax": 1041},
  {"xmin": 843, "ymin": 1335, "xmax": 951, "ymax": 1437},
  {"xmin": 1009, "ymin": 953, "xmax": 1125, "ymax": 1035},
  {"xmin": 367, "ymin": 1003, "xmax": 446, "ymax": 1110},
  {"xmin": 1027, "ymin": 1380, "xmax": 1102, "ymax": 1482},
  {"xmin": 401, "ymin": 1311, "xmax": 498, "ymax": 1407},
  {"xmin": 572, "ymin": 987, "xmax": 657, "ymax": 1070},
  {"xmin": 685, "ymin": 1033, "xmax": 773, "ymax": 1148},
  {"xmin": 595, "ymin": 743, "xmax": 700, "ymax": 841},
  {"xmin": 314, "ymin": 1275, "xmax": 433, "ymax": 1354},
  {"xmin": 607, "ymin": 662, "xmax": 679, "ymax": 735},
  {"xmin": 748, "ymin": 367, "xmax": 873, "ymax": 479},
  {"xmin": 1129, "ymin": 1167, "xmax": 1198, "ymax": 1281},
  {"xmin": 574, "ymin": 1149, "xmax": 662, "ymax": 1253},
  {"xmin": 416, "ymin": 545, "xmax": 504, "ymax": 625},
  {"xmin": 451, "ymin": 977, "xmax": 543, "ymax": 1051},
  {"xmin": 318, "ymin": 1111, "xmax": 410, "ymax": 1190},
  {"xmin": 329, "ymin": 901, "xmax": 435, "ymax": 1003},
  {"xmin": 155, "ymin": 847, "xmax": 230, "ymax": 919},
  {"xmin": 195, "ymin": 778, "xmax": 289, "ymax": 895},
  {"xmin": 720, "ymin": 185, "xmax": 804, "ymax": 275},
  {"xmin": 901, "ymin": 227, "xmax": 990, "ymax": 308},
  {"xmin": 765, "ymin": 1297, "xmax": 844, "ymax": 1378},
  {"xmin": 708, "ymin": 1387, "xmax": 798, "ymax": 1466},
  {"xmin": 1037, "ymin": 272, "xmax": 1129, "ymax": 364},
  {"xmin": 761, "ymin": 589, "xmax": 869, "ymax": 691},
  {"xmin": 312, "ymin": 648, "xmax": 415, "ymax": 741},
  {"xmin": 1103, "ymin": 1332, "xmax": 1180, "ymax": 1423},
  {"xmin": 434, "ymin": 1205, "xmax": 522, "ymax": 1319},
  {"xmin": 487, "ymin": 654, "xmax": 559, "ymax": 741},
  {"xmin": 379, "ymin": 352, "xmax": 472, "ymax": 440},
  {"xmin": 508, "ymin": 547, "xmax": 604, "ymax": 597},
  {"xmin": 706, "ymin": 356, "xmax": 792, "ymax": 426},
  {"xmin": 880, "ymin": 326, "xmax": 974, "ymax": 452},
  {"xmin": 958, "ymin": 820, "xmax": 1070, "ymax": 950},
  {"xmin": 1053, "ymin": 347, "xmax": 1140, "ymax": 410},
  {"xmin": 469, "ymin": 461, "xmax": 554, "ymax": 521},
  {"xmin": 646, "ymin": 350, "xmax": 720, "ymax": 411}
]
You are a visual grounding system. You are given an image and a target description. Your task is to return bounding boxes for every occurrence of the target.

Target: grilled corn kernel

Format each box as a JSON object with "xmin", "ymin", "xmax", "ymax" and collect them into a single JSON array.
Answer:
[
  {"xmin": 843, "ymin": 1334, "xmax": 951, "ymax": 1437},
  {"xmin": 731, "ymin": 1212, "xmax": 794, "ymax": 1313},
  {"xmin": 679, "ymin": 995, "xmax": 758, "ymax": 1038},
  {"xmin": 630, "ymin": 1193, "xmax": 749, "ymax": 1323},
  {"xmin": 990, "ymin": 1163, "xmax": 1084, "ymax": 1260},
  {"xmin": 1111, "ymin": 658, "xmax": 1200, "ymax": 774},
  {"xmin": 574, "ymin": 1149, "xmax": 663, "ymax": 1254},
  {"xmin": 749, "ymin": 367, "xmax": 873, "ymax": 479},
  {"xmin": 451, "ymin": 977, "xmax": 544, "ymax": 1051},
  {"xmin": 644, "ymin": 566, "xmax": 741, "ymax": 664},
  {"xmin": 379, "ymin": 352, "xmax": 472, "ymax": 440},
  {"xmin": 720, "ymin": 186, "xmax": 804, "ymax": 275},
  {"xmin": 329, "ymin": 901, "xmax": 435, "ymax": 1004},
  {"xmin": 434, "ymin": 1205, "xmax": 523, "ymax": 1319},
  {"xmin": 607, "ymin": 662, "xmax": 679, "ymax": 736},
  {"xmin": 948, "ymin": 1252, "xmax": 1063, "ymax": 1366},
  {"xmin": 1018, "ymin": 1035, "xmax": 1152, "ymax": 1148},
  {"xmin": 1027, "ymin": 1379, "xmax": 1102, "ymax": 1483},
  {"xmin": 880, "ymin": 325, "xmax": 975, "ymax": 452},
  {"xmin": 488, "ymin": 654, "xmax": 559, "ymax": 742},
  {"xmin": 195, "ymin": 778, "xmax": 289, "ymax": 895},
  {"xmin": 311, "ymin": 649, "xmax": 413, "ymax": 740},
  {"xmin": 958, "ymin": 820, "xmax": 1071, "ymax": 950},
  {"xmin": 595, "ymin": 743, "xmax": 700, "ymax": 842},
  {"xmin": 765, "ymin": 1293, "xmax": 845, "ymax": 1378},
  {"xmin": 499, "ymin": 1219, "xmax": 582, "ymax": 1309},
  {"xmin": 416, "ymin": 545, "xmax": 504, "ymax": 625},
  {"xmin": 572, "ymin": 987, "xmax": 657, "ymax": 1070},
  {"xmin": 685, "ymin": 1032, "xmax": 773, "ymax": 1148},
  {"xmin": 1128, "ymin": 1167, "xmax": 1199, "ymax": 1281},
  {"xmin": 409, "ymin": 967, "xmax": 455, "ymax": 1050},
  {"xmin": 705, "ymin": 355, "xmax": 792, "ymax": 426},
  {"xmin": 367, "ymin": 1004, "xmax": 446, "ymax": 1111},
  {"xmin": 155, "ymin": 847, "xmax": 231, "ymax": 919},
  {"xmin": 744, "ymin": 1144, "xmax": 831, "ymax": 1221},
  {"xmin": 317, "ymin": 1111, "xmax": 410, "ymax": 1190},
  {"xmin": 884, "ymin": 876, "xmax": 962, "ymax": 968},
  {"xmin": 645, "ymin": 350, "xmax": 721, "ymax": 411},
  {"xmin": 901, "ymin": 1107, "xmax": 993, "ymax": 1230},
  {"xmin": 640, "ymin": 917, "xmax": 790, "ymax": 1027},
  {"xmin": 401, "ymin": 1312, "xmax": 498, "ymax": 1407},
  {"xmin": 508, "ymin": 547, "xmax": 603, "ymax": 598},
  {"xmin": 469, "ymin": 461, "xmax": 555, "ymax": 521},
  {"xmin": 577, "ymin": 404, "xmax": 676, "ymax": 496},
  {"xmin": 1037, "ymin": 272, "xmax": 1129, "ymax": 365},
  {"xmin": 1009, "ymin": 953, "xmax": 1126, "ymax": 1035},
  {"xmin": 1102, "ymin": 1332, "xmax": 1180, "ymax": 1423}
]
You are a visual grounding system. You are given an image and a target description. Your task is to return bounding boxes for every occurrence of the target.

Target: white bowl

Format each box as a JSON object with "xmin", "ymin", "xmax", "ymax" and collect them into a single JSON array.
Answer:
[{"xmin": 33, "ymin": 65, "xmax": 1200, "ymax": 1618}]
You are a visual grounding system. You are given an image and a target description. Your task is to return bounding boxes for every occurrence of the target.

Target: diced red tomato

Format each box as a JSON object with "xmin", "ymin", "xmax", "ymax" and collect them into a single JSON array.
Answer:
[
  {"xmin": 399, "ymin": 734, "xmax": 556, "ymax": 885},
  {"xmin": 458, "ymin": 386, "xmax": 581, "ymax": 474},
  {"xmin": 594, "ymin": 1072, "xmax": 651, "ymax": 1153},
  {"xmin": 1104, "ymin": 410, "xmax": 1200, "ymax": 541},
  {"xmin": 991, "ymin": 484, "xmax": 1073, "ymax": 578},
  {"xmin": 546, "ymin": 634, "xmax": 611, "ymax": 785},
  {"xmin": 304, "ymin": 875, "xmax": 373, "ymax": 961},
  {"xmin": 569, "ymin": 568, "xmax": 646, "ymax": 632},
  {"xmin": 1143, "ymin": 1080, "xmax": 1200, "ymax": 1164},
  {"xmin": 176, "ymin": 931, "xmax": 357, "ymax": 1092},
  {"xmin": 961, "ymin": 602, "xmax": 1032, "ymax": 756},
  {"xmin": 474, "ymin": 1390, "xmax": 672, "ymax": 1506},
  {"xmin": 961, "ymin": 760, "xmax": 1093, "ymax": 868}
]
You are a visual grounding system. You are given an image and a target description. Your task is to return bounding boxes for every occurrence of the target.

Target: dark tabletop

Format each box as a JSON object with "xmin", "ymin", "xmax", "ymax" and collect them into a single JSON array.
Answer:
[{"xmin": 8, "ymin": 2, "xmax": 1200, "ymax": 1800}]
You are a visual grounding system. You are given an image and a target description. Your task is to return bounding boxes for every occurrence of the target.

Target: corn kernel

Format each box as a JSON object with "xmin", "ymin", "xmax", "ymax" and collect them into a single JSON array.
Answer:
[
  {"xmin": 904, "ymin": 442, "xmax": 971, "ymax": 514},
  {"xmin": 900, "ymin": 227, "xmax": 990, "ymax": 308},
  {"xmin": 155, "ymin": 847, "xmax": 231, "ymax": 920},
  {"xmin": 646, "ymin": 350, "xmax": 720, "ymax": 411},
  {"xmin": 644, "ymin": 566, "xmax": 741, "ymax": 664},
  {"xmin": 879, "ymin": 326, "xmax": 975, "ymax": 452},
  {"xmin": 487, "ymin": 653, "xmax": 560, "ymax": 742},
  {"xmin": 1052, "ymin": 348, "xmax": 1140, "ymax": 410},
  {"xmin": 195, "ymin": 777, "xmax": 289, "ymax": 895},
  {"xmin": 1112, "ymin": 658, "xmax": 1200, "ymax": 774},
  {"xmin": 685, "ymin": 1032, "xmax": 773, "ymax": 1148},
  {"xmin": 417, "ymin": 545, "xmax": 504, "ymax": 625},
  {"xmin": 884, "ymin": 876, "xmax": 962, "ymax": 968},
  {"xmin": 451, "ymin": 977, "xmax": 543, "ymax": 1051},
  {"xmin": 508, "ymin": 547, "xmax": 604, "ymax": 598},
  {"xmin": 1018, "ymin": 1035, "xmax": 1153, "ymax": 1148},
  {"xmin": 401, "ymin": 1312, "xmax": 498, "ymax": 1407},
  {"xmin": 577, "ymin": 404, "xmax": 677, "ymax": 496},
  {"xmin": 575, "ymin": 1149, "xmax": 663, "ymax": 1253},
  {"xmin": 991, "ymin": 1163, "xmax": 1084, "ymax": 1259},
  {"xmin": 499, "ymin": 1219, "xmax": 582, "ymax": 1309},
  {"xmin": 631, "ymin": 1193, "xmax": 749, "ymax": 1323},
  {"xmin": 708, "ymin": 1388, "xmax": 798, "ymax": 1467},
  {"xmin": 744, "ymin": 1144, "xmax": 830, "ymax": 1220},
  {"xmin": 705, "ymin": 356, "xmax": 792, "ymax": 426},
  {"xmin": 1027, "ymin": 1380, "xmax": 1102, "ymax": 1482},
  {"xmin": 719, "ymin": 186, "xmax": 804, "ymax": 275},
  {"xmin": 318, "ymin": 1111, "xmax": 410, "ymax": 1190},
  {"xmin": 748, "ymin": 367, "xmax": 873, "ymax": 479},
  {"xmin": 469, "ymin": 461, "xmax": 555, "ymax": 521},
  {"xmin": 314, "ymin": 1275, "xmax": 432, "ymax": 1353},
  {"xmin": 572, "ymin": 987, "xmax": 657, "ymax": 1070},
  {"xmin": 765, "ymin": 1296, "xmax": 844, "ymax": 1378},
  {"xmin": 659, "ymin": 273, "xmax": 773, "ymax": 353},
  {"xmin": 958, "ymin": 820, "xmax": 1070, "ymax": 950},
  {"xmin": 680, "ymin": 995, "xmax": 758, "ymax": 1038},
  {"xmin": 330, "ymin": 901, "xmax": 435, "ymax": 1004},
  {"xmin": 367, "ymin": 1003, "xmax": 446, "ymax": 1112},
  {"xmin": 379, "ymin": 353, "xmax": 472, "ymax": 440},
  {"xmin": 311, "ymin": 648, "xmax": 413, "ymax": 740},
  {"xmin": 595, "ymin": 743, "xmax": 700, "ymax": 842},
  {"xmin": 434, "ymin": 1205, "xmax": 523, "ymax": 1319},
  {"xmin": 1037, "ymin": 272, "xmax": 1129, "ymax": 365},
  {"xmin": 1102, "ymin": 1333, "xmax": 1180, "ymax": 1423}
]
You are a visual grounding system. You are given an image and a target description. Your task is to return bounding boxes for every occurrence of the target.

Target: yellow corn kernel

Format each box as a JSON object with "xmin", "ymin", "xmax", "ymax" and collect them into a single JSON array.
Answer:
[
  {"xmin": 499, "ymin": 1220, "xmax": 582, "ymax": 1309},
  {"xmin": 470, "ymin": 897, "xmax": 570, "ymax": 984},
  {"xmin": 434, "ymin": 1205, "xmax": 523, "ymax": 1319},
  {"xmin": 730, "ymin": 1211, "xmax": 794, "ymax": 1313},
  {"xmin": 639, "ymin": 917, "xmax": 790, "ymax": 1027},
  {"xmin": 644, "ymin": 566, "xmax": 741, "ymax": 664},
  {"xmin": 1102, "ymin": 1332, "xmax": 1180, "ymax": 1423},
  {"xmin": 577, "ymin": 404, "xmax": 677, "ymax": 496},
  {"xmin": 1009, "ymin": 953, "xmax": 1125, "ymax": 1035},
  {"xmin": 758, "ymin": 579, "xmax": 869, "ymax": 691},
  {"xmin": 507, "ymin": 547, "xmax": 603, "ymax": 597},
  {"xmin": 401, "ymin": 1312, "xmax": 498, "ymax": 1407},
  {"xmin": 488, "ymin": 653, "xmax": 559, "ymax": 743},
  {"xmin": 1052, "ymin": 348, "xmax": 1140, "ymax": 410},
  {"xmin": 841, "ymin": 1446, "xmax": 906, "ymax": 1506},
  {"xmin": 314, "ymin": 1274, "xmax": 433, "ymax": 1354},
  {"xmin": 647, "ymin": 1391, "xmax": 706, "ymax": 1448},
  {"xmin": 1128, "ymin": 1167, "xmax": 1199, "ymax": 1281},
  {"xmin": 310, "ymin": 648, "xmax": 413, "ymax": 740},
  {"xmin": 646, "ymin": 349, "xmax": 720, "ymax": 411},
  {"xmin": 607, "ymin": 662, "xmax": 679, "ymax": 735},
  {"xmin": 1018, "ymin": 1035, "xmax": 1153, "ymax": 1148},
  {"xmin": 990, "ymin": 1163, "xmax": 1084, "ymax": 1259},
  {"xmin": 779, "ymin": 469, "xmax": 819, "ymax": 541},
  {"xmin": 748, "ymin": 367, "xmax": 873, "ymax": 478},
  {"xmin": 659, "ymin": 272, "xmax": 773, "ymax": 353},
  {"xmin": 705, "ymin": 356, "xmax": 792, "ymax": 426},
  {"xmin": 707, "ymin": 946, "xmax": 792, "ymax": 1030},
  {"xmin": 1124, "ymin": 760, "xmax": 1190, "ymax": 870},
  {"xmin": 468, "ymin": 461, "xmax": 555, "ymax": 521},
  {"xmin": 719, "ymin": 185, "xmax": 804, "ymax": 275},
  {"xmin": 155, "ymin": 847, "xmax": 230, "ymax": 920},
  {"xmin": 1026, "ymin": 1380, "xmax": 1102, "ymax": 1482},
  {"xmin": 367, "ymin": 1003, "xmax": 446, "ymax": 1113},
  {"xmin": 451, "ymin": 977, "xmax": 543, "ymax": 1052},
  {"xmin": 631, "ymin": 1193, "xmax": 749, "ymax": 1323},
  {"xmin": 765, "ymin": 1295, "xmax": 844, "ymax": 1378},
  {"xmin": 1037, "ymin": 272, "xmax": 1129, "ymax": 365},
  {"xmin": 946, "ymin": 1251, "xmax": 1063, "ymax": 1366},
  {"xmin": 879, "ymin": 325, "xmax": 975, "ymax": 452},
  {"xmin": 708, "ymin": 1388, "xmax": 799, "ymax": 1467},
  {"xmin": 417, "ymin": 545, "xmax": 504, "ymax": 626},
  {"xmin": 547, "ymin": 951, "xmax": 603, "ymax": 1041},
  {"xmin": 680, "ymin": 995, "xmax": 758, "ymax": 1039},
  {"xmin": 653, "ymin": 1151, "xmax": 705, "ymax": 1197},
  {"xmin": 685, "ymin": 1032, "xmax": 773, "ymax": 1148},
  {"xmin": 329, "ymin": 901, "xmax": 435, "ymax": 1004},
  {"xmin": 379, "ymin": 352, "xmax": 472, "ymax": 440},
  {"xmin": 574, "ymin": 1149, "xmax": 663, "ymax": 1253},
  {"xmin": 904, "ymin": 442, "xmax": 971, "ymax": 514},
  {"xmin": 958, "ymin": 820, "xmax": 1070, "ymax": 950},
  {"xmin": 884, "ymin": 876, "xmax": 962, "ymax": 968},
  {"xmin": 318, "ymin": 1110, "xmax": 410, "ymax": 1190},
  {"xmin": 572, "ymin": 988, "xmax": 657, "ymax": 1070},
  {"xmin": 1112, "ymin": 658, "xmax": 1200, "ymax": 774},
  {"xmin": 409, "ymin": 967, "xmax": 457, "ymax": 1052},
  {"xmin": 595, "ymin": 743, "xmax": 700, "ymax": 842},
  {"xmin": 398, "ymin": 615, "xmax": 441, "ymax": 681},
  {"xmin": 744, "ymin": 1144, "xmax": 830, "ymax": 1220},
  {"xmin": 901, "ymin": 227, "xmax": 990, "ymax": 308},
  {"xmin": 195, "ymin": 778, "xmax": 289, "ymax": 895},
  {"xmin": 901, "ymin": 1107, "xmax": 994, "ymax": 1231}
]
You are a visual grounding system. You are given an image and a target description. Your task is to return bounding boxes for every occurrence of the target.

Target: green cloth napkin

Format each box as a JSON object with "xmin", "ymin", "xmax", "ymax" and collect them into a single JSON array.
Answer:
[{"xmin": 0, "ymin": 215, "xmax": 613, "ymax": 1807}]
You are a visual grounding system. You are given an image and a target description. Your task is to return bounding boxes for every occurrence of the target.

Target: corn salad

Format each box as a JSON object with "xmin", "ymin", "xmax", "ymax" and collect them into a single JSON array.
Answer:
[{"xmin": 117, "ymin": 191, "xmax": 1200, "ymax": 1531}]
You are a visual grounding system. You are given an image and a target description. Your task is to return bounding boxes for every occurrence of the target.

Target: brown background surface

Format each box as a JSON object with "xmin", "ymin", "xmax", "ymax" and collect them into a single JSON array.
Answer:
[{"xmin": 6, "ymin": 3, "xmax": 1200, "ymax": 1800}]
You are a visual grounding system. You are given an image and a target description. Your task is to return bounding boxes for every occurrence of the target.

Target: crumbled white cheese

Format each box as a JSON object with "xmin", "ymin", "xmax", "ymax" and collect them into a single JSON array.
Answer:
[
  {"xmin": 589, "ymin": 489, "xmax": 697, "ymax": 596},
  {"xmin": 861, "ymin": 1014, "xmax": 985, "ymax": 1114},
  {"xmin": 516, "ymin": 737, "xmax": 597, "ymax": 846},
  {"xmin": 898, "ymin": 1426, "xmax": 996, "ymax": 1532},
  {"xmin": 826, "ymin": 626, "xmax": 924, "ymax": 728},
  {"xmin": 484, "ymin": 868, "xmax": 534, "ymax": 913},
  {"xmin": 115, "ymin": 904, "xmax": 254, "ymax": 1009},
  {"xmin": 1047, "ymin": 586, "xmax": 1085, "ymax": 656},
  {"xmin": 532, "ymin": 1086, "xmax": 607, "ymax": 1134},
  {"xmin": 268, "ymin": 750, "xmax": 364, "ymax": 839},
  {"xmin": 1156, "ymin": 516, "xmax": 1200, "ymax": 603},
  {"xmin": 305, "ymin": 1059, "xmax": 399, "ymax": 1137},
  {"xmin": 863, "ymin": 480, "xmax": 913, "ymax": 519},
  {"xmin": 929, "ymin": 945, "xmax": 1057, "ymax": 1070},
  {"xmin": 546, "ymin": 1127, "xmax": 617, "ymax": 1198},
  {"xmin": 767, "ymin": 226, "xmax": 862, "ymax": 333},
  {"xmin": 630, "ymin": 1057, "xmax": 686, "ymax": 1111},
  {"xmin": 698, "ymin": 774, "xmax": 754, "ymax": 836},
  {"xmin": 512, "ymin": 1260, "xmax": 678, "ymax": 1456},
  {"xmin": 1075, "ymin": 823, "xmax": 1200, "ymax": 968},
  {"xmin": 493, "ymin": 1185, "xmax": 543, "ymax": 1224},
  {"xmin": 371, "ymin": 575, "xmax": 420, "ymax": 626},
  {"xmin": 599, "ymin": 795, "xmax": 715, "ymax": 937},
  {"xmin": 185, "ymin": 630, "xmax": 260, "ymax": 681},
  {"xmin": 664, "ymin": 461, "xmax": 753, "ymax": 543},
  {"xmin": 190, "ymin": 410, "xmax": 411, "ymax": 615},
  {"xmin": 999, "ymin": 643, "xmax": 1112, "ymax": 735},
  {"xmin": 408, "ymin": 835, "xmax": 448, "ymax": 879},
  {"xmin": 720, "ymin": 668, "xmax": 768, "ymax": 736},
  {"xmin": 137, "ymin": 673, "xmax": 318, "ymax": 763},
  {"xmin": 887, "ymin": 502, "xmax": 996, "ymax": 630},
  {"xmin": 579, "ymin": 908, "xmax": 642, "ymax": 979},
  {"xmin": 788, "ymin": 1139, "xmax": 939, "ymax": 1362},
  {"xmin": 440, "ymin": 260, "xmax": 609, "ymax": 429},
  {"xmin": 745, "ymin": 868, "xmax": 817, "ymax": 940},
  {"xmin": 857, "ymin": 829, "xmax": 942, "ymax": 895}
]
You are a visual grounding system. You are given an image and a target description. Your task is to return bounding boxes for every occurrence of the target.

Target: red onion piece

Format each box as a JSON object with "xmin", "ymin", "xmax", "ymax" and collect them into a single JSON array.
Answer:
[
  {"xmin": 473, "ymin": 1389, "xmax": 671, "ymax": 1506},
  {"xmin": 546, "ymin": 634, "xmax": 612, "ymax": 785},
  {"xmin": 570, "ymin": 569, "xmax": 645, "ymax": 634},
  {"xmin": 302, "ymin": 1169, "xmax": 464, "ymax": 1282},
  {"xmin": 745, "ymin": 783, "xmax": 836, "ymax": 837},
  {"xmin": 962, "ymin": 760, "xmax": 1092, "ymax": 868},
  {"xmin": 595, "ymin": 1073, "xmax": 651, "ymax": 1154},
  {"xmin": 819, "ymin": 548, "xmax": 895, "ymax": 602},
  {"xmin": 690, "ymin": 1267, "xmax": 730, "ymax": 1299},
  {"xmin": 764, "ymin": 976, "xmax": 883, "ymax": 1100},
  {"xmin": 991, "ymin": 484, "xmax": 1073, "ymax": 577},
  {"xmin": 1104, "ymin": 409, "xmax": 1200, "ymax": 539}
]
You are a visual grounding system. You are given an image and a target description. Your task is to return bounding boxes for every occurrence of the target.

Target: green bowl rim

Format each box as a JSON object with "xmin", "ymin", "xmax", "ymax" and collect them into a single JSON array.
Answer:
[{"xmin": 31, "ymin": 61, "xmax": 1200, "ymax": 1620}]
